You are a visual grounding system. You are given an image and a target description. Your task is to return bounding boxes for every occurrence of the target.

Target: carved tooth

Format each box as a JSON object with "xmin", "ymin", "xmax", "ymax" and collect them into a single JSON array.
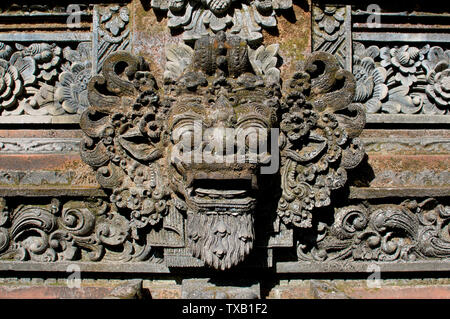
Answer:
[{"xmin": 251, "ymin": 175, "xmax": 258, "ymax": 190}]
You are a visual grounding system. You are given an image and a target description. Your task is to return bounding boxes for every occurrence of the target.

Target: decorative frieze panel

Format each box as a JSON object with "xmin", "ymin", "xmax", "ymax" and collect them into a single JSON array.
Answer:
[
  {"xmin": 0, "ymin": 198, "xmax": 164, "ymax": 262},
  {"xmin": 0, "ymin": 42, "xmax": 91, "ymax": 116},
  {"xmin": 0, "ymin": 138, "xmax": 80, "ymax": 154},
  {"xmin": 0, "ymin": 4, "xmax": 89, "ymax": 14},
  {"xmin": 92, "ymin": 4, "xmax": 131, "ymax": 74},
  {"xmin": 150, "ymin": 0, "xmax": 293, "ymax": 45},
  {"xmin": 78, "ymin": 30, "xmax": 365, "ymax": 270},
  {"xmin": 0, "ymin": 3, "xmax": 131, "ymax": 121},
  {"xmin": 312, "ymin": 4, "xmax": 351, "ymax": 70},
  {"xmin": 297, "ymin": 199, "xmax": 450, "ymax": 262},
  {"xmin": 353, "ymin": 43, "xmax": 450, "ymax": 115},
  {"xmin": 0, "ymin": 195, "xmax": 448, "ymax": 268},
  {"xmin": 311, "ymin": 2, "xmax": 450, "ymax": 119},
  {"xmin": 0, "ymin": 0, "xmax": 447, "ymax": 278}
]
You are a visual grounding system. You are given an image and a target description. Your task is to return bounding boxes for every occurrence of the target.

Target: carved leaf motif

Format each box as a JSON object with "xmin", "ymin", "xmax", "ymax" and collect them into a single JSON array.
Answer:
[
  {"xmin": 249, "ymin": 43, "xmax": 280, "ymax": 84},
  {"xmin": 0, "ymin": 59, "xmax": 23, "ymax": 109},
  {"xmin": 9, "ymin": 53, "xmax": 36, "ymax": 86},
  {"xmin": 0, "ymin": 43, "xmax": 13, "ymax": 60},
  {"xmin": 164, "ymin": 43, "xmax": 194, "ymax": 81},
  {"xmin": 382, "ymin": 85, "xmax": 423, "ymax": 114},
  {"xmin": 152, "ymin": 0, "xmax": 291, "ymax": 44}
]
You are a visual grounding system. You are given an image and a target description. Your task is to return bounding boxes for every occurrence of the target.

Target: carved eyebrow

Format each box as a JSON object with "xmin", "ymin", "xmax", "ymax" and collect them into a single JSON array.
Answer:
[
  {"xmin": 168, "ymin": 112, "xmax": 203, "ymax": 130},
  {"xmin": 236, "ymin": 116, "xmax": 270, "ymax": 128}
]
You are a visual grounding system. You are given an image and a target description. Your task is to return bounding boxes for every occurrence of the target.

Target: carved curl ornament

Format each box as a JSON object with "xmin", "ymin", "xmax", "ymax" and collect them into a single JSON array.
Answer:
[{"xmin": 80, "ymin": 32, "xmax": 365, "ymax": 270}]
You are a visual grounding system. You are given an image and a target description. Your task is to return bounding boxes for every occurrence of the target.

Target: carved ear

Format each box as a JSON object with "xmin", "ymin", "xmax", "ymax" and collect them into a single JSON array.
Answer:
[
  {"xmin": 277, "ymin": 51, "xmax": 366, "ymax": 230},
  {"xmin": 81, "ymin": 51, "xmax": 164, "ymax": 193},
  {"xmin": 118, "ymin": 126, "xmax": 162, "ymax": 162}
]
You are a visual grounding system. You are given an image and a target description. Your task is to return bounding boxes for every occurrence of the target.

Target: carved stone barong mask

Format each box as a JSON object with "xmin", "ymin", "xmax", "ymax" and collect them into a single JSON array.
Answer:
[{"xmin": 80, "ymin": 31, "xmax": 366, "ymax": 270}]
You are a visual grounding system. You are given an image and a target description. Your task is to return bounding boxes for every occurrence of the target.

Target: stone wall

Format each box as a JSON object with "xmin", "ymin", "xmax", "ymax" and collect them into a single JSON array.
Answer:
[{"xmin": 0, "ymin": 0, "xmax": 448, "ymax": 298}]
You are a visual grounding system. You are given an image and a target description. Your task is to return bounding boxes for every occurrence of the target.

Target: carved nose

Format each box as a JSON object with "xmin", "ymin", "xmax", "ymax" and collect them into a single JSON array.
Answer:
[
  {"xmin": 203, "ymin": 126, "xmax": 235, "ymax": 155},
  {"xmin": 211, "ymin": 95, "xmax": 234, "ymax": 123}
]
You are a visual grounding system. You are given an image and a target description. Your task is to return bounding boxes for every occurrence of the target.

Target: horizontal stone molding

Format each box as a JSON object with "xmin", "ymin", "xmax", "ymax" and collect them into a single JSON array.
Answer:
[
  {"xmin": 353, "ymin": 32, "xmax": 450, "ymax": 43},
  {"xmin": 349, "ymin": 187, "xmax": 450, "ymax": 199},
  {"xmin": 276, "ymin": 261, "xmax": 450, "ymax": 274},
  {"xmin": 0, "ymin": 258, "xmax": 449, "ymax": 275},
  {"xmin": 366, "ymin": 114, "xmax": 450, "ymax": 124},
  {"xmin": 0, "ymin": 261, "xmax": 170, "ymax": 274},
  {"xmin": 0, "ymin": 138, "xmax": 80, "ymax": 154},
  {"xmin": 0, "ymin": 186, "xmax": 105, "ymax": 197},
  {"xmin": 0, "ymin": 116, "xmax": 81, "ymax": 125},
  {"xmin": 0, "ymin": 33, "xmax": 92, "ymax": 42},
  {"xmin": 0, "ymin": 186, "xmax": 447, "ymax": 200},
  {"xmin": 362, "ymin": 137, "xmax": 450, "ymax": 154}
]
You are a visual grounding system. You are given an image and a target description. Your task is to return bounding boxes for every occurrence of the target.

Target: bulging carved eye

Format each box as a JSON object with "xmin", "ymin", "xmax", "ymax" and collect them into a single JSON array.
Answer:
[
  {"xmin": 172, "ymin": 121, "xmax": 202, "ymax": 151},
  {"xmin": 236, "ymin": 120, "xmax": 268, "ymax": 153}
]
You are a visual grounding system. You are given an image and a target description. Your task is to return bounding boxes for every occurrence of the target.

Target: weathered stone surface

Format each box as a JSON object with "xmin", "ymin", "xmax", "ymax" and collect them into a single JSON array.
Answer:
[
  {"xmin": 181, "ymin": 279, "xmax": 260, "ymax": 299},
  {"xmin": 267, "ymin": 278, "xmax": 450, "ymax": 299},
  {"xmin": 105, "ymin": 279, "xmax": 144, "ymax": 299},
  {"xmin": 366, "ymin": 154, "xmax": 450, "ymax": 187},
  {"xmin": 1, "ymin": 277, "xmax": 450, "ymax": 299},
  {"xmin": 0, "ymin": 0, "xmax": 448, "ymax": 297},
  {"xmin": 80, "ymin": 29, "xmax": 364, "ymax": 270}
]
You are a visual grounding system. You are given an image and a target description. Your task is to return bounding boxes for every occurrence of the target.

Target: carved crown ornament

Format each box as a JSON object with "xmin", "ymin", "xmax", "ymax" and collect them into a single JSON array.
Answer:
[{"xmin": 79, "ymin": 31, "xmax": 365, "ymax": 270}]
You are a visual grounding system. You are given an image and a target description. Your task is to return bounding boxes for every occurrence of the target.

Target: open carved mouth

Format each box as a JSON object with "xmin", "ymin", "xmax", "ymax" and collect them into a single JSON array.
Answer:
[{"xmin": 184, "ymin": 170, "xmax": 258, "ymax": 212}]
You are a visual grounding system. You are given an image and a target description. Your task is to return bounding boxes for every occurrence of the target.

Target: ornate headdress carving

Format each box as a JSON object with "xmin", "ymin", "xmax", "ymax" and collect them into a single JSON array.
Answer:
[{"xmin": 80, "ymin": 32, "xmax": 365, "ymax": 270}]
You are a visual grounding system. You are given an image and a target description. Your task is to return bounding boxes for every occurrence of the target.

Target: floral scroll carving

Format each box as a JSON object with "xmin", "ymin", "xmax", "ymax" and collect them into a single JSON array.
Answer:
[
  {"xmin": 353, "ymin": 42, "xmax": 450, "ymax": 115},
  {"xmin": 150, "ymin": 0, "xmax": 293, "ymax": 45},
  {"xmin": 0, "ymin": 42, "xmax": 92, "ymax": 116},
  {"xmin": 297, "ymin": 199, "xmax": 450, "ymax": 262},
  {"xmin": 277, "ymin": 52, "xmax": 365, "ymax": 229},
  {"xmin": 0, "ymin": 198, "xmax": 162, "ymax": 262}
]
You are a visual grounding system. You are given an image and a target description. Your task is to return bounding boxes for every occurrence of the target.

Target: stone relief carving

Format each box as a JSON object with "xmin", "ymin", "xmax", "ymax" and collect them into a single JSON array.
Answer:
[
  {"xmin": 150, "ymin": 0, "xmax": 292, "ymax": 45},
  {"xmin": 363, "ymin": 137, "xmax": 450, "ymax": 154},
  {"xmin": 78, "ymin": 31, "xmax": 365, "ymax": 269},
  {"xmin": 0, "ymin": 42, "xmax": 92, "ymax": 116},
  {"xmin": 0, "ymin": 4, "xmax": 130, "ymax": 118},
  {"xmin": 0, "ymin": 2, "xmax": 446, "ymax": 275},
  {"xmin": 55, "ymin": 43, "xmax": 93, "ymax": 114},
  {"xmin": 369, "ymin": 170, "xmax": 450, "ymax": 188},
  {"xmin": 352, "ymin": 44, "xmax": 388, "ymax": 114},
  {"xmin": 0, "ymin": 138, "xmax": 80, "ymax": 154},
  {"xmin": 0, "ymin": 198, "xmax": 162, "ymax": 262},
  {"xmin": 312, "ymin": 4, "xmax": 350, "ymax": 70},
  {"xmin": 297, "ymin": 199, "xmax": 450, "ymax": 262},
  {"xmin": 277, "ymin": 52, "xmax": 365, "ymax": 228},
  {"xmin": 310, "ymin": 2, "xmax": 450, "ymax": 116},
  {"xmin": 353, "ymin": 43, "xmax": 450, "ymax": 115},
  {"xmin": 93, "ymin": 5, "xmax": 131, "ymax": 74},
  {"xmin": 0, "ymin": 4, "xmax": 89, "ymax": 13}
]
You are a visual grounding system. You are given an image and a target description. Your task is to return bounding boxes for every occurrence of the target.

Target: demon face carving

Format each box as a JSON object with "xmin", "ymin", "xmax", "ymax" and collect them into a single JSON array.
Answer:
[{"xmin": 81, "ymin": 32, "xmax": 365, "ymax": 270}]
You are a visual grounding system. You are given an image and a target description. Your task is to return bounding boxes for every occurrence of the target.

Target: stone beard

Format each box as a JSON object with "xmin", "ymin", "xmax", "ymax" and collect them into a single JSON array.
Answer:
[{"xmin": 186, "ymin": 211, "xmax": 254, "ymax": 270}]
